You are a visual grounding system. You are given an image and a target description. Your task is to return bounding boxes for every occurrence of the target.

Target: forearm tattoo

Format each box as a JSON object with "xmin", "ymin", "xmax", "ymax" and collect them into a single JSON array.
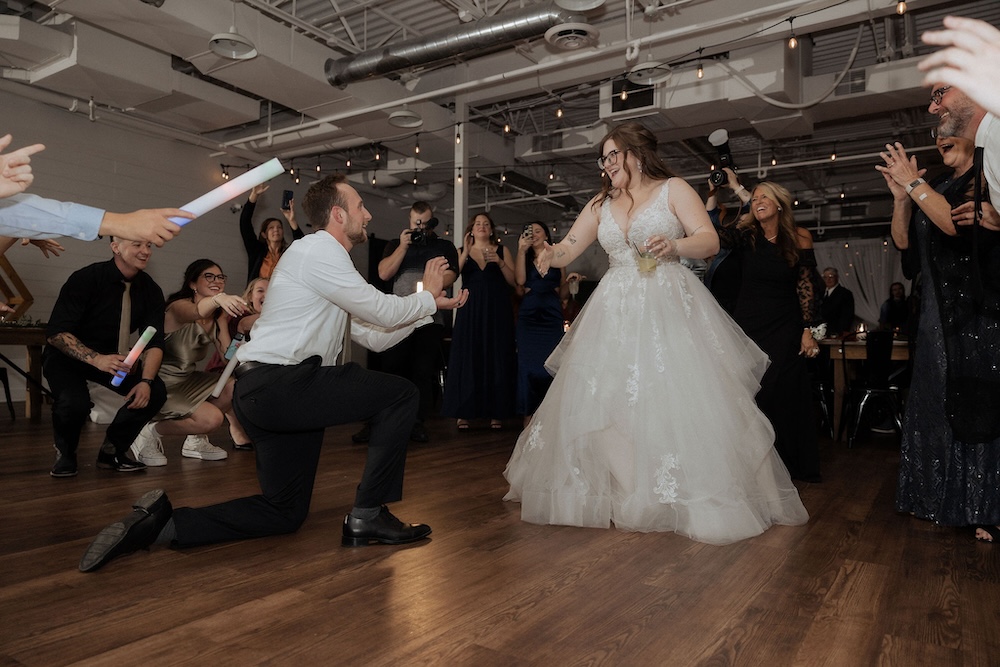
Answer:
[
  {"xmin": 568, "ymin": 234, "xmax": 578, "ymax": 245},
  {"xmin": 49, "ymin": 332, "xmax": 98, "ymax": 364}
]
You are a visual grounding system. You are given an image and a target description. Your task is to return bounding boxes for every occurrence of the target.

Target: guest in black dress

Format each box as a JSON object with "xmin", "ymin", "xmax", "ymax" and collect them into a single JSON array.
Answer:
[
  {"xmin": 514, "ymin": 222, "xmax": 566, "ymax": 426},
  {"xmin": 716, "ymin": 181, "xmax": 824, "ymax": 482},
  {"xmin": 442, "ymin": 213, "xmax": 516, "ymax": 429}
]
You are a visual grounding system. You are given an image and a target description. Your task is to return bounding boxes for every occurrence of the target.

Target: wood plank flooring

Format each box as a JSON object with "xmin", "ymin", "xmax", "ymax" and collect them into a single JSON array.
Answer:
[{"xmin": 1, "ymin": 408, "xmax": 999, "ymax": 666}]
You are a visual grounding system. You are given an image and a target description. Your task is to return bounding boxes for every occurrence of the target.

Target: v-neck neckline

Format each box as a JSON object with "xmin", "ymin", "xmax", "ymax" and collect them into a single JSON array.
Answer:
[{"xmin": 608, "ymin": 182, "xmax": 665, "ymax": 242}]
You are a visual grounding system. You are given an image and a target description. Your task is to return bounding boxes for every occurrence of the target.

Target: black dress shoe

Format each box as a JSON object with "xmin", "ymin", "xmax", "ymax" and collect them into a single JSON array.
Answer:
[
  {"xmin": 96, "ymin": 451, "xmax": 147, "ymax": 472},
  {"xmin": 233, "ymin": 442, "xmax": 254, "ymax": 451},
  {"xmin": 50, "ymin": 450, "xmax": 78, "ymax": 478},
  {"xmin": 342, "ymin": 506, "xmax": 431, "ymax": 547},
  {"xmin": 351, "ymin": 424, "xmax": 371, "ymax": 444},
  {"xmin": 409, "ymin": 423, "xmax": 429, "ymax": 443},
  {"xmin": 79, "ymin": 489, "xmax": 173, "ymax": 572}
]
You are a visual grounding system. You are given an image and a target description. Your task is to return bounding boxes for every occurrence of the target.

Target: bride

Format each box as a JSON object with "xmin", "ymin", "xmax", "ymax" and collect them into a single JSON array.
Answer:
[{"xmin": 503, "ymin": 122, "xmax": 808, "ymax": 545}]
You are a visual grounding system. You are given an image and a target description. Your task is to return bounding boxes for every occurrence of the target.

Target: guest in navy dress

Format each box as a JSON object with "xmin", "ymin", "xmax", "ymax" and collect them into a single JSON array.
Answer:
[
  {"xmin": 442, "ymin": 213, "xmax": 516, "ymax": 429},
  {"xmin": 514, "ymin": 222, "xmax": 567, "ymax": 426}
]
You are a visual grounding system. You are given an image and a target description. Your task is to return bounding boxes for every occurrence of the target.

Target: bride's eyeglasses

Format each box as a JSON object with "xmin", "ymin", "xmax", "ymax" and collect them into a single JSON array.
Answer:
[{"xmin": 597, "ymin": 149, "xmax": 624, "ymax": 170}]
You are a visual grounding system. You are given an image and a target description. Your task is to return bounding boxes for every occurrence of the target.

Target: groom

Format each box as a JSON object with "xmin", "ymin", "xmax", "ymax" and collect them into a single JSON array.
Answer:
[{"xmin": 79, "ymin": 173, "xmax": 468, "ymax": 572}]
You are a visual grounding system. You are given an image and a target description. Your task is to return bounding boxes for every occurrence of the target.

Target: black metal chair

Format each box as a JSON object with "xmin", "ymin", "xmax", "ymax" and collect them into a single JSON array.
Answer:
[
  {"xmin": 0, "ymin": 367, "xmax": 14, "ymax": 419},
  {"xmin": 838, "ymin": 330, "xmax": 903, "ymax": 447},
  {"xmin": 808, "ymin": 355, "xmax": 835, "ymax": 439}
]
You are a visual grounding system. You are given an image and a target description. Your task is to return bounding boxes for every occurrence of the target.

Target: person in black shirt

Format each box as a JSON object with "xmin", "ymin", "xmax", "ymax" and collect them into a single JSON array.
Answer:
[
  {"xmin": 353, "ymin": 201, "xmax": 458, "ymax": 443},
  {"xmin": 43, "ymin": 238, "xmax": 168, "ymax": 477}
]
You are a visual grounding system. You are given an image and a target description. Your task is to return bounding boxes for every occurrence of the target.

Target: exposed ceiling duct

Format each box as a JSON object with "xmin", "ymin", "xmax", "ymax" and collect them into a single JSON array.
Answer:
[{"xmin": 325, "ymin": 1, "xmax": 591, "ymax": 88}]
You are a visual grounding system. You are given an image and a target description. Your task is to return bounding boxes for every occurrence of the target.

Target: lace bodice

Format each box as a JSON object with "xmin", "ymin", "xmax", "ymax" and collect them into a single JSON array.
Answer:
[{"xmin": 597, "ymin": 180, "xmax": 683, "ymax": 268}]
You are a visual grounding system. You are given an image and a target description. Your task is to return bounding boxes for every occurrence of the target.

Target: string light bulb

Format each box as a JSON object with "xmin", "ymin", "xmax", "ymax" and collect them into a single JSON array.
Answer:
[
  {"xmin": 840, "ymin": 185, "xmax": 846, "ymax": 199},
  {"xmin": 374, "ymin": 144, "xmax": 381, "ymax": 162},
  {"xmin": 500, "ymin": 168, "xmax": 506, "ymax": 184},
  {"xmin": 455, "ymin": 124, "xmax": 461, "ymax": 145},
  {"xmin": 771, "ymin": 153, "xmax": 777, "ymax": 167},
  {"xmin": 556, "ymin": 105, "xmax": 564, "ymax": 119},
  {"xmin": 414, "ymin": 134, "xmax": 420, "ymax": 155},
  {"xmin": 620, "ymin": 87, "xmax": 628, "ymax": 101},
  {"xmin": 831, "ymin": 143, "xmax": 838, "ymax": 161},
  {"xmin": 346, "ymin": 157, "xmax": 351, "ymax": 168},
  {"xmin": 457, "ymin": 168, "xmax": 462, "ymax": 184},
  {"xmin": 896, "ymin": 1, "xmax": 906, "ymax": 15},
  {"xmin": 549, "ymin": 168, "xmax": 555, "ymax": 181},
  {"xmin": 697, "ymin": 48, "xmax": 704, "ymax": 80},
  {"xmin": 412, "ymin": 171, "xmax": 418, "ymax": 185},
  {"xmin": 289, "ymin": 162, "xmax": 295, "ymax": 177},
  {"xmin": 371, "ymin": 170, "xmax": 377, "ymax": 187},
  {"xmin": 787, "ymin": 17, "xmax": 798, "ymax": 49},
  {"xmin": 316, "ymin": 158, "xmax": 321, "ymax": 173},
  {"xmin": 503, "ymin": 122, "xmax": 511, "ymax": 134},
  {"xmin": 220, "ymin": 164, "xmax": 229, "ymax": 180}
]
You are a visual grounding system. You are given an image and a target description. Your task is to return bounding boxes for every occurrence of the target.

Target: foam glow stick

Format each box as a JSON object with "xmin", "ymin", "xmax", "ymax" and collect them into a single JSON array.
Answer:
[
  {"xmin": 111, "ymin": 325, "xmax": 156, "ymax": 387},
  {"xmin": 210, "ymin": 355, "xmax": 239, "ymax": 398},
  {"xmin": 170, "ymin": 158, "xmax": 285, "ymax": 225}
]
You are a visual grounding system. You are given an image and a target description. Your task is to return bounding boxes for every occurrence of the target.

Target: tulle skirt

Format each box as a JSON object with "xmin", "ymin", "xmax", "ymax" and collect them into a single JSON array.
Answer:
[{"xmin": 503, "ymin": 261, "xmax": 808, "ymax": 545}]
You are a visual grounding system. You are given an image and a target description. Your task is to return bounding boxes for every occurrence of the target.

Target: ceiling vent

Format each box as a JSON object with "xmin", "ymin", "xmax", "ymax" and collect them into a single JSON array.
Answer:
[
  {"xmin": 835, "ymin": 68, "xmax": 867, "ymax": 96},
  {"xmin": 544, "ymin": 22, "xmax": 599, "ymax": 50}
]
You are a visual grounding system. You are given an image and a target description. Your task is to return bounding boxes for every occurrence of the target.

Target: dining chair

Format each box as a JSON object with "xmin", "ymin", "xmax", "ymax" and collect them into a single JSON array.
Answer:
[{"xmin": 838, "ymin": 330, "xmax": 904, "ymax": 447}]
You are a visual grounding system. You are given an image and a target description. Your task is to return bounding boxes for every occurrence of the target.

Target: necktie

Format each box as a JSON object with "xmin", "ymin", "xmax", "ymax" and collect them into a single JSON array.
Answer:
[{"xmin": 118, "ymin": 281, "xmax": 131, "ymax": 355}]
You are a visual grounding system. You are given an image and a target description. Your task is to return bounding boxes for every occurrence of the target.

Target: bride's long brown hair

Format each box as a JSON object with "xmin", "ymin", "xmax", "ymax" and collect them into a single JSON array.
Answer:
[{"xmin": 594, "ymin": 122, "xmax": 676, "ymax": 216}]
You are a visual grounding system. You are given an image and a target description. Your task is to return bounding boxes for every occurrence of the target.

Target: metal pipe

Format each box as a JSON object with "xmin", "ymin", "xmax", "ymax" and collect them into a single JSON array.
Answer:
[{"xmin": 326, "ymin": 2, "xmax": 577, "ymax": 87}]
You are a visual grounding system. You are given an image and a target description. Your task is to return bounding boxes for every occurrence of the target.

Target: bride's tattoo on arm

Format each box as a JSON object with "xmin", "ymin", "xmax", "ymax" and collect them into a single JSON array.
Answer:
[
  {"xmin": 568, "ymin": 234, "xmax": 578, "ymax": 245},
  {"xmin": 48, "ymin": 332, "xmax": 98, "ymax": 364}
]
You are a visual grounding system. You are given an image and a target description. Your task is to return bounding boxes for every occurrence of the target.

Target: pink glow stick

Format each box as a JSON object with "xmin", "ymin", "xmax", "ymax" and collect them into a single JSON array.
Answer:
[
  {"xmin": 170, "ymin": 158, "xmax": 285, "ymax": 225},
  {"xmin": 111, "ymin": 325, "xmax": 156, "ymax": 387}
]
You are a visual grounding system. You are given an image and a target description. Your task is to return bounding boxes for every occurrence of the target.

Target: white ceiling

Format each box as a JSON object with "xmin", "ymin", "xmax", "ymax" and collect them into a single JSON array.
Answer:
[{"xmin": 2, "ymin": 0, "xmax": 999, "ymax": 237}]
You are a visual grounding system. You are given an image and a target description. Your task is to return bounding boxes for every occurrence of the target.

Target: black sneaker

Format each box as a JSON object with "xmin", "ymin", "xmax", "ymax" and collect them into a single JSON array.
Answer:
[
  {"xmin": 96, "ymin": 450, "xmax": 147, "ymax": 472},
  {"xmin": 50, "ymin": 446, "xmax": 78, "ymax": 478}
]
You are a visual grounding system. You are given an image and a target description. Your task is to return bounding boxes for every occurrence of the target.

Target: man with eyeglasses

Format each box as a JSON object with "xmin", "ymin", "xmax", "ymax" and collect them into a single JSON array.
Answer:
[
  {"xmin": 921, "ymin": 16, "xmax": 1000, "ymax": 121},
  {"xmin": 43, "ymin": 237, "xmax": 168, "ymax": 478},
  {"xmin": 926, "ymin": 81, "xmax": 1000, "ymax": 206}
]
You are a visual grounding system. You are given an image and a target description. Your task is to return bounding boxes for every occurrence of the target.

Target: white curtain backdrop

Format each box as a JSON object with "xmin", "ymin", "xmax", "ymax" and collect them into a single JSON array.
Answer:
[{"xmin": 814, "ymin": 238, "xmax": 909, "ymax": 327}]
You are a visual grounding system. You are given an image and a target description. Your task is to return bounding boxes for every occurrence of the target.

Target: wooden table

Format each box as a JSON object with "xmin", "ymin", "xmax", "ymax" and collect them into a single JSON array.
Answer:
[
  {"xmin": 821, "ymin": 337, "xmax": 910, "ymax": 440},
  {"xmin": 0, "ymin": 326, "xmax": 47, "ymax": 420}
]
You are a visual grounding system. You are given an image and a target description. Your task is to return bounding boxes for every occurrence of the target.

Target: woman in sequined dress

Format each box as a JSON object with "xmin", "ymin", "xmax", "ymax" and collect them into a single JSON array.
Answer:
[
  {"xmin": 879, "ymin": 136, "xmax": 1000, "ymax": 541},
  {"xmin": 503, "ymin": 122, "xmax": 807, "ymax": 545}
]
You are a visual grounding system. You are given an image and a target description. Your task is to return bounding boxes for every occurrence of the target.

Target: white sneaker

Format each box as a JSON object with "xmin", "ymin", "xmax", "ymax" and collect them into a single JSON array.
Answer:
[
  {"xmin": 130, "ymin": 423, "xmax": 167, "ymax": 466},
  {"xmin": 181, "ymin": 434, "xmax": 228, "ymax": 461}
]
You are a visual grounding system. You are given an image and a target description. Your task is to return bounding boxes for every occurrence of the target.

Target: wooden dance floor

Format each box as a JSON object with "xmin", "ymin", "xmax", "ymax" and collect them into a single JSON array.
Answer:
[{"xmin": 2, "ymin": 409, "xmax": 999, "ymax": 666}]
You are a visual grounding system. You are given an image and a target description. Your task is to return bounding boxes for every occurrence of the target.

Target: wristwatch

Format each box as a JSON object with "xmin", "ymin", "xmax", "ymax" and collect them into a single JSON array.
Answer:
[
  {"xmin": 905, "ymin": 178, "xmax": 926, "ymax": 194},
  {"xmin": 139, "ymin": 378, "xmax": 154, "ymax": 385}
]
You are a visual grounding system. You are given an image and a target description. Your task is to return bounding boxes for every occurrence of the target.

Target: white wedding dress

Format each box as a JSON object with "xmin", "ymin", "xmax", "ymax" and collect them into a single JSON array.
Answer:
[{"xmin": 503, "ymin": 179, "xmax": 808, "ymax": 545}]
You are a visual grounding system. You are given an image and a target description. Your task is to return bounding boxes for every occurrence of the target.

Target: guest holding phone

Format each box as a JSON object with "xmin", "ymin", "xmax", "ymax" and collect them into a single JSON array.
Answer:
[{"xmin": 239, "ymin": 183, "xmax": 304, "ymax": 282}]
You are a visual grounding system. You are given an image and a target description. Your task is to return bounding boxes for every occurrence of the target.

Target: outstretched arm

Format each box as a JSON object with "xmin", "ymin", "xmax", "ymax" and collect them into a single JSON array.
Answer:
[{"xmin": 536, "ymin": 196, "xmax": 600, "ymax": 274}]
